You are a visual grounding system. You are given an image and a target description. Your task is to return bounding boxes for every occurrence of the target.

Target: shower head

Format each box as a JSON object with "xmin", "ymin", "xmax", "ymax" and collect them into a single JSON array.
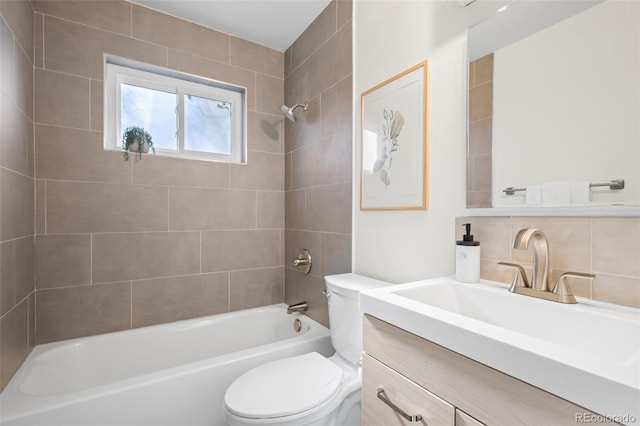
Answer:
[{"xmin": 279, "ymin": 103, "xmax": 308, "ymax": 122}]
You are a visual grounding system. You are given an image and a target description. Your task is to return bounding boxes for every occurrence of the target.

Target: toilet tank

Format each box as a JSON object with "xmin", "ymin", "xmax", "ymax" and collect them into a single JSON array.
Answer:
[{"xmin": 324, "ymin": 273, "xmax": 391, "ymax": 365}]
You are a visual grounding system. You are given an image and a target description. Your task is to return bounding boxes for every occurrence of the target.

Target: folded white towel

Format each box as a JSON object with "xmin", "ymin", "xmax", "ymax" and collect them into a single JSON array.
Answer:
[
  {"xmin": 542, "ymin": 181, "xmax": 571, "ymax": 206},
  {"xmin": 570, "ymin": 181, "xmax": 590, "ymax": 205},
  {"xmin": 525, "ymin": 184, "xmax": 542, "ymax": 205}
]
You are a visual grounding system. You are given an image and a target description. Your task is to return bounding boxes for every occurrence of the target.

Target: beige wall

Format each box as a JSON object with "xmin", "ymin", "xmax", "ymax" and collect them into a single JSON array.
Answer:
[
  {"xmin": 0, "ymin": 0, "xmax": 36, "ymax": 391},
  {"xmin": 456, "ymin": 216, "xmax": 640, "ymax": 308},
  {"xmin": 32, "ymin": 1, "xmax": 285, "ymax": 345},
  {"xmin": 284, "ymin": 0, "xmax": 352, "ymax": 326},
  {"xmin": 467, "ymin": 53, "xmax": 492, "ymax": 208}
]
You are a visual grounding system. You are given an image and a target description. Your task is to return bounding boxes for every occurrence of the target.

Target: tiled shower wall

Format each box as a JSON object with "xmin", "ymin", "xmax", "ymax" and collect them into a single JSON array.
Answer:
[
  {"xmin": 284, "ymin": 0, "xmax": 352, "ymax": 326},
  {"xmin": 456, "ymin": 216, "xmax": 640, "ymax": 308},
  {"xmin": 467, "ymin": 53, "xmax": 492, "ymax": 208},
  {"xmin": 0, "ymin": 0, "xmax": 36, "ymax": 391},
  {"xmin": 33, "ymin": 1, "xmax": 285, "ymax": 344}
]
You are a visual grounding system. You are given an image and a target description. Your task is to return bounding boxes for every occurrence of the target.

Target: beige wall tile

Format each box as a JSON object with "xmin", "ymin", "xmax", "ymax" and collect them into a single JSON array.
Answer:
[
  {"xmin": 472, "ymin": 53, "xmax": 493, "ymax": 87},
  {"xmin": 1, "ymin": 93, "xmax": 31, "ymax": 176},
  {"xmin": 35, "ymin": 234, "xmax": 91, "ymax": 289},
  {"xmin": 469, "ymin": 81, "xmax": 492, "ymax": 122},
  {"xmin": 14, "ymin": 42, "xmax": 32, "ymax": 119},
  {"xmin": 13, "ymin": 236, "xmax": 34, "ymax": 301},
  {"xmin": 92, "ymin": 232, "xmax": 200, "ymax": 283},
  {"xmin": 28, "ymin": 292, "xmax": 35, "ymax": 351},
  {"xmin": 511, "ymin": 217, "xmax": 591, "ymax": 272},
  {"xmin": 255, "ymin": 74, "xmax": 284, "ymax": 116},
  {"xmin": 35, "ymin": 69, "xmax": 90, "ymax": 129},
  {"xmin": 284, "ymin": 152, "xmax": 292, "ymax": 191},
  {"xmin": 0, "ymin": 168, "xmax": 34, "ymax": 241},
  {"xmin": 230, "ymin": 151, "xmax": 284, "ymax": 190},
  {"xmin": 321, "ymin": 74, "xmax": 352, "ymax": 140},
  {"xmin": 469, "ymin": 117, "xmax": 492, "ymax": 157},
  {"xmin": 592, "ymin": 274, "xmax": 640, "ymax": 308},
  {"xmin": 0, "ymin": 19, "xmax": 16, "ymax": 101},
  {"xmin": 247, "ymin": 111, "xmax": 283, "ymax": 154},
  {"xmin": 1, "ymin": 241, "xmax": 15, "ymax": 316},
  {"xmin": 285, "ymin": 93, "xmax": 321, "ymax": 153},
  {"xmin": 34, "ymin": 0, "xmax": 132, "ymax": 36},
  {"xmin": 1, "ymin": 300, "xmax": 29, "ymax": 390},
  {"xmin": 34, "ymin": 12, "xmax": 43, "ymax": 68},
  {"xmin": 320, "ymin": 233, "xmax": 351, "ymax": 277},
  {"xmin": 480, "ymin": 259, "xmax": 513, "ymax": 284},
  {"xmin": 169, "ymin": 187, "xmax": 256, "ymax": 231},
  {"xmin": 230, "ymin": 37, "xmax": 283, "ymax": 78},
  {"xmin": 284, "ymin": 268, "xmax": 327, "ymax": 327},
  {"xmin": 35, "ymin": 125, "xmax": 131, "ymax": 183},
  {"xmin": 472, "ymin": 154, "xmax": 491, "ymax": 192},
  {"xmin": 35, "ymin": 179, "xmax": 45, "ymax": 234},
  {"xmin": 291, "ymin": 1, "xmax": 336, "ymax": 70},
  {"xmin": 43, "ymin": 16, "xmax": 167, "ymax": 80},
  {"xmin": 202, "ymin": 230, "xmax": 281, "ymax": 272},
  {"xmin": 132, "ymin": 5, "xmax": 228, "ymax": 63},
  {"xmin": 456, "ymin": 217, "xmax": 510, "ymax": 261},
  {"xmin": 306, "ymin": 182, "xmax": 351, "ymax": 234},
  {"xmin": 0, "ymin": 0, "xmax": 34, "ymax": 64},
  {"xmin": 337, "ymin": 0, "xmax": 352, "ymax": 29},
  {"xmin": 133, "ymin": 155, "xmax": 229, "ymax": 188},
  {"xmin": 593, "ymin": 218, "xmax": 640, "ymax": 277},
  {"xmin": 285, "ymin": 230, "xmax": 321, "ymax": 276},
  {"xmin": 46, "ymin": 181, "xmax": 168, "ymax": 234},
  {"xmin": 284, "ymin": 47, "xmax": 292, "ymax": 78},
  {"xmin": 305, "ymin": 21, "xmax": 351, "ymax": 99},
  {"xmin": 466, "ymin": 190, "xmax": 491, "ymax": 209},
  {"xmin": 285, "ymin": 189, "xmax": 306, "ymax": 230},
  {"xmin": 36, "ymin": 282, "xmax": 131, "ymax": 344},
  {"xmin": 230, "ymin": 267, "xmax": 284, "ymax": 311},
  {"xmin": 257, "ymin": 191, "xmax": 284, "ymax": 229},
  {"xmin": 292, "ymin": 137, "xmax": 338, "ymax": 189},
  {"xmin": 168, "ymin": 49, "xmax": 256, "ymax": 111},
  {"xmin": 132, "ymin": 273, "xmax": 229, "ymax": 328},
  {"xmin": 90, "ymin": 79, "xmax": 103, "ymax": 131}
]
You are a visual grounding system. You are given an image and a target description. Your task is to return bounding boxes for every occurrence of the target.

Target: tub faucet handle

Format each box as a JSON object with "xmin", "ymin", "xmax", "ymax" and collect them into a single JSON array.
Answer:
[{"xmin": 287, "ymin": 302, "xmax": 308, "ymax": 314}]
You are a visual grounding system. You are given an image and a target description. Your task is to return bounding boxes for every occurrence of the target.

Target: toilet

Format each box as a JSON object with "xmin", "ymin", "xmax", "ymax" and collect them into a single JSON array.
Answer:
[{"xmin": 223, "ymin": 273, "xmax": 390, "ymax": 426}]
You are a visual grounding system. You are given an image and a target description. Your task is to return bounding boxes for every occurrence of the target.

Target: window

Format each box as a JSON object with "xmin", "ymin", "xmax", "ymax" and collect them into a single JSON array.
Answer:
[{"xmin": 105, "ymin": 57, "xmax": 246, "ymax": 163}]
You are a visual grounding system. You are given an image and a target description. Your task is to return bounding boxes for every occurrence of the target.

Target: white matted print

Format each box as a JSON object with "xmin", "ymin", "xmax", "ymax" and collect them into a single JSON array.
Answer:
[{"xmin": 360, "ymin": 61, "xmax": 428, "ymax": 210}]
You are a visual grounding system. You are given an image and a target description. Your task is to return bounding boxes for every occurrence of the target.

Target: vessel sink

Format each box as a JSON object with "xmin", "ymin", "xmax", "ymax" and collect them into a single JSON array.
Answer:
[{"xmin": 359, "ymin": 277, "xmax": 640, "ymax": 424}]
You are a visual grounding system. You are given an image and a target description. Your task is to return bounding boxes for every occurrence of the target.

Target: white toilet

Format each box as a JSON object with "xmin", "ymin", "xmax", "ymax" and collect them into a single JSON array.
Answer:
[{"xmin": 223, "ymin": 273, "xmax": 390, "ymax": 426}]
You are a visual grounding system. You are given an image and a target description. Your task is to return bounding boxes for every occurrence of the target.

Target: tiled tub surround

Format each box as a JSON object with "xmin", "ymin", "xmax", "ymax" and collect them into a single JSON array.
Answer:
[
  {"xmin": 0, "ymin": 1, "xmax": 36, "ymax": 392},
  {"xmin": 33, "ymin": 1, "xmax": 286, "ymax": 345},
  {"xmin": 456, "ymin": 216, "xmax": 640, "ymax": 308},
  {"xmin": 284, "ymin": 0, "xmax": 353, "ymax": 327}
]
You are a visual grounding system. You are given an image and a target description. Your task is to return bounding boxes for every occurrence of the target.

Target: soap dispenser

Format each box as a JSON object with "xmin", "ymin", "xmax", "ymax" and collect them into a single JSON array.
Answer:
[{"xmin": 456, "ymin": 223, "xmax": 481, "ymax": 283}]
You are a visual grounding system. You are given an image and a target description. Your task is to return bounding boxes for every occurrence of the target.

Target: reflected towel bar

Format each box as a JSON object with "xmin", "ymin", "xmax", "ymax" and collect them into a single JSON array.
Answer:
[{"xmin": 502, "ymin": 179, "xmax": 625, "ymax": 195}]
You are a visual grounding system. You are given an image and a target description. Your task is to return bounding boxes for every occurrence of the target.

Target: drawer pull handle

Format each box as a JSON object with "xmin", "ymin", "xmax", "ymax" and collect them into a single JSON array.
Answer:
[{"xmin": 377, "ymin": 388, "xmax": 423, "ymax": 422}]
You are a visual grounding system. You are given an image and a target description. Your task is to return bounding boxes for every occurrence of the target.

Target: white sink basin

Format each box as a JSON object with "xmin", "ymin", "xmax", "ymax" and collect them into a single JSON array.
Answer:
[{"xmin": 360, "ymin": 277, "xmax": 640, "ymax": 424}]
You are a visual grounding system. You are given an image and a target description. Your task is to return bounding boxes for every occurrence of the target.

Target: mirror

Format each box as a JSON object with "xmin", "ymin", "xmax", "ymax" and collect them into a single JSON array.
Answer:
[{"xmin": 466, "ymin": 0, "xmax": 639, "ymax": 209}]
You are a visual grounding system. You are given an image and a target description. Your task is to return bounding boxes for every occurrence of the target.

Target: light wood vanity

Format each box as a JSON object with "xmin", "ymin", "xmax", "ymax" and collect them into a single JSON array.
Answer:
[{"xmin": 362, "ymin": 315, "xmax": 611, "ymax": 426}]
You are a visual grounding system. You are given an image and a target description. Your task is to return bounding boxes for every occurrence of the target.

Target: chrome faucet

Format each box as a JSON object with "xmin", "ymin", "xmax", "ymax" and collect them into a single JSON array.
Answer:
[
  {"xmin": 512, "ymin": 228, "xmax": 550, "ymax": 291},
  {"xmin": 498, "ymin": 228, "xmax": 595, "ymax": 304},
  {"xmin": 287, "ymin": 301, "xmax": 308, "ymax": 314}
]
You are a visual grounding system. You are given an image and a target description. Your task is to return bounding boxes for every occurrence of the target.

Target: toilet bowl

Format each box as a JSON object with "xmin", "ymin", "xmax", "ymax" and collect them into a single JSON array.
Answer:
[{"xmin": 223, "ymin": 273, "xmax": 390, "ymax": 426}]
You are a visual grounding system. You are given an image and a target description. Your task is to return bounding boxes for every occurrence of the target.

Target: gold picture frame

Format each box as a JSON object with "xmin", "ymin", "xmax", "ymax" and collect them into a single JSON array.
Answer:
[{"xmin": 360, "ymin": 60, "xmax": 428, "ymax": 211}]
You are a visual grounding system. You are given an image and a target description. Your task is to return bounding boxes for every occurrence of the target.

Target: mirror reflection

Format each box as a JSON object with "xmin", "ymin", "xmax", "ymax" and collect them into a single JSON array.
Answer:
[{"xmin": 466, "ymin": 0, "xmax": 639, "ymax": 208}]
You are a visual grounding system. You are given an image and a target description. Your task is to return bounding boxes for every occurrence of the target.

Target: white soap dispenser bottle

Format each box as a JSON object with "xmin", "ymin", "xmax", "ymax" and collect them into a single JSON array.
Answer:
[{"xmin": 456, "ymin": 223, "xmax": 481, "ymax": 283}]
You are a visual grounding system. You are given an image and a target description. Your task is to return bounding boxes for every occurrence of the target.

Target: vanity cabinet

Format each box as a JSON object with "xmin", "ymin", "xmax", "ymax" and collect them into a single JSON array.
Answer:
[{"xmin": 362, "ymin": 315, "xmax": 605, "ymax": 426}]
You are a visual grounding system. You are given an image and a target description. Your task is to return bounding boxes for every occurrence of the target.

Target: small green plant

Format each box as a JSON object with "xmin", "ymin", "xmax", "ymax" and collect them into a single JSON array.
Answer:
[{"xmin": 122, "ymin": 126, "xmax": 155, "ymax": 160}]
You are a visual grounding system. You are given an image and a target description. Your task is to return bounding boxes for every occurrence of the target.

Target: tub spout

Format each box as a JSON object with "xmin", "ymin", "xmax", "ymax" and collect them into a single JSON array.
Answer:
[{"xmin": 287, "ymin": 302, "xmax": 308, "ymax": 314}]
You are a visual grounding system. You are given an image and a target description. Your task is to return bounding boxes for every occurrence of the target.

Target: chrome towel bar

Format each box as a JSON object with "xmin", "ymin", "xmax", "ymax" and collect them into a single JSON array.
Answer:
[{"xmin": 503, "ymin": 179, "xmax": 624, "ymax": 195}]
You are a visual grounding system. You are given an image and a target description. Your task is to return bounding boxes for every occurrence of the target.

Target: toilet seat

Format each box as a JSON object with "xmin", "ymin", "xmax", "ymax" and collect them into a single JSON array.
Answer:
[{"xmin": 224, "ymin": 352, "xmax": 343, "ymax": 420}]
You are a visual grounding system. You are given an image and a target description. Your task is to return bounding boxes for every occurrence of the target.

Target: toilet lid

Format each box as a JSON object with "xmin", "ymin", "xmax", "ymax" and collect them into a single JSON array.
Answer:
[{"xmin": 224, "ymin": 352, "xmax": 343, "ymax": 419}]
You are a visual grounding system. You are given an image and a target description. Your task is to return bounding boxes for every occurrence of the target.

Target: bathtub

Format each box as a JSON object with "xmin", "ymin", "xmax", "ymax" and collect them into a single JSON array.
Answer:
[{"xmin": 0, "ymin": 304, "xmax": 333, "ymax": 426}]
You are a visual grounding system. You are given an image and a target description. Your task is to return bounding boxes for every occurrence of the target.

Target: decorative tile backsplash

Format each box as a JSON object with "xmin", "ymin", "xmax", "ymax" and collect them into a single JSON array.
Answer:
[{"xmin": 456, "ymin": 216, "xmax": 640, "ymax": 308}]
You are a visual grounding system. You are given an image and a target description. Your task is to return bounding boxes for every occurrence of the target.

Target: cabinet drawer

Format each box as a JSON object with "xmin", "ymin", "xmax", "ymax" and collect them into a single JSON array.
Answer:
[
  {"xmin": 362, "ymin": 354, "xmax": 455, "ymax": 426},
  {"xmin": 456, "ymin": 409, "xmax": 485, "ymax": 426},
  {"xmin": 364, "ymin": 314, "xmax": 599, "ymax": 425}
]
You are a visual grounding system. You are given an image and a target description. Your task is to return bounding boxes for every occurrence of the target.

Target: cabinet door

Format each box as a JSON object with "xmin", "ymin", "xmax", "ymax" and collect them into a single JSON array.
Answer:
[
  {"xmin": 362, "ymin": 354, "xmax": 455, "ymax": 426},
  {"xmin": 456, "ymin": 409, "xmax": 485, "ymax": 426}
]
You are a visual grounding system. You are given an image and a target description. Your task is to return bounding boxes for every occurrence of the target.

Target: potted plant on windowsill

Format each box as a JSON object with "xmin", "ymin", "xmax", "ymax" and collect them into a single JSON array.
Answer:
[{"xmin": 122, "ymin": 126, "xmax": 155, "ymax": 160}]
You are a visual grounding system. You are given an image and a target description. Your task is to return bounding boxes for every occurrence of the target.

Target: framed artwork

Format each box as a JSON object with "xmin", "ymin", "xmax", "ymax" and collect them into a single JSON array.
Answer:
[{"xmin": 360, "ymin": 60, "xmax": 428, "ymax": 211}]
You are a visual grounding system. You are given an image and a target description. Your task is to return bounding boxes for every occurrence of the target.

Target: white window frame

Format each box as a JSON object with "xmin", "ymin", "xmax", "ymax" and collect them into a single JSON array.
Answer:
[{"xmin": 105, "ymin": 56, "xmax": 246, "ymax": 164}]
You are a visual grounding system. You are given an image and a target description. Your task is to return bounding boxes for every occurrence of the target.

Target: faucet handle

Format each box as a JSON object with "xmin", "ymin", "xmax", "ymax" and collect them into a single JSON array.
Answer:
[
  {"xmin": 497, "ymin": 262, "xmax": 530, "ymax": 291},
  {"xmin": 552, "ymin": 272, "xmax": 595, "ymax": 304}
]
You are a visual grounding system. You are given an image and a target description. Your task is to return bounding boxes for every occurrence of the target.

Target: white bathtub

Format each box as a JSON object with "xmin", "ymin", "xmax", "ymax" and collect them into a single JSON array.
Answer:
[{"xmin": 0, "ymin": 304, "xmax": 333, "ymax": 426}]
